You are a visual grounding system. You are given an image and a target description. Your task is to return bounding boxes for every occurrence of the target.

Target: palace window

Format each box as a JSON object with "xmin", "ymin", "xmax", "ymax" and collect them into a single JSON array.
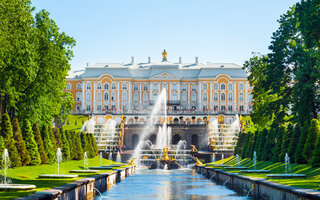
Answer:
[
  {"xmin": 104, "ymin": 92, "xmax": 109, "ymax": 101},
  {"xmin": 104, "ymin": 105, "xmax": 109, "ymax": 110},
  {"xmin": 172, "ymin": 84, "xmax": 177, "ymax": 90},
  {"xmin": 122, "ymin": 83, "xmax": 127, "ymax": 90},
  {"xmin": 221, "ymin": 105, "xmax": 226, "ymax": 111},
  {"xmin": 86, "ymin": 105, "xmax": 91, "ymax": 111},
  {"xmin": 76, "ymin": 92, "xmax": 82, "ymax": 102},
  {"xmin": 182, "ymin": 93, "xmax": 187, "ymax": 102},
  {"xmin": 240, "ymin": 105, "xmax": 244, "ymax": 111},
  {"xmin": 182, "ymin": 84, "xmax": 187, "ymax": 91},
  {"xmin": 248, "ymin": 94, "xmax": 253, "ymax": 103},
  {"xmin": 228, "ymin": 105, "xmax": 233, "ymax": 111},
  {"xmin": 221, "ymin": 93, "xmax": 226, "ymax": 101},
  {"xmin": 239, "ymin": 83, "xmax": 244, "ymax": 90},
  {"xmin": 76, "ymin": 83, "xmax": 82, "ymax": 90},
  {"xmin": 239, "ymin": 93, "xmax": 244, "ymax": 101},
  {"xmin": 86, "ymin": 92, "xmax": 91, "ymax": 102},
  {"xmin": 97, "ymin": 105, "xmax": 102, "ymax": 111},
  {"xmin": 213, "ymin": 83, "xmax": 218, "ymax": 90},
  {"xmin": 133, "ymin": 93, "xmax": 139, "ymax": 102},
  {"xmin": 143, "ymin": 84, "xmax": 148, "ymax": 91},
  {"xmin": 134, "ymin": 84, "xmax": 139, "ymax": 91},
  {"xmin": 214, "ymin": 105, "xmax": 218, "ymax": 111},
  {"xmin": 214, "ymin": 93, "xmax": 218, "ymax": 101},
  {"xmin": 153, "ymin": 92, "xmax": 158, "ymax": 101},
  {"xmin": 86, "ymin": 83, "xmax": 92, "ymax": 90},
  {"xmin": 104, "ymin": 83, "xmax": 109, "ymax": 90},
  {"xmin": 228, "ymin": 83, "xmax": 233, "ymax": 91},
  {"xmin": 143, "ymin": 92, "xmax": 148, "ymax": 103},
  {"xmin": 123, "ymin": 105, "xmax": 127, "ymax": 111},
  {"xmin": 228, "ymin": 92, "xmax": 233, "ymax": 101},
  {"xmin": 162, "ymin": 84, "xmax": 168, "ymax": 91},
  {"xmin": 191, "ymin": 85, "xmax": 197, "ymax": 91},
  {"xmin": 171, "ymin": 92, "xmax": 178, "ymax": 101},
  {"xmin": 203, "ymin": 83, "xmax": 208, "ymax": 90},
  {"xmin": 202, "ymin": 93, "xmax": 208, "ymax": 101},
  {"xmin": 111, "ymin": 92, "xmax": 116, "ymax": 101},
  {"xmin": 97, "ymin": 83, "xmax": 102, "ymax": 90},
  {"xmin": 111, "ymin": 83, "xmax": 116, "ymax": 90},
  {"xmin": 191, "ymin": 93, "xmax": 196, "ymax": 102},
  {"xmin": 220, "ymin": 83, "xmax": 226, "ymax": 90},
  {"xmin": 66, "ymin": 83, "xmax": 71, "ymax": 90},
  {"xmin": 97, "ymin": 92, "xmax": 102, "ymax": 102},
  {"xmin": 122, "ymin": 92, "xmax": 127, "ymax": 102}
]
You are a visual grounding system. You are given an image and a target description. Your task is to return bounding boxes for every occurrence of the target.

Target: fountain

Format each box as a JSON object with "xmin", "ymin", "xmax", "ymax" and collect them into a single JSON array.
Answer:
[
  {"xmin": 267, "ymin": 153, "xmax": 305, "ymax": 179},
  {"xmin": 70, "ymin": 152, "xmax": 99, "ymax": 173},
  {"xmin": 0, "ymin": 149, "xmax": 36, "ymax": 191},
  {"xmin": 132, "ymin": 89, "xmax": 193, "ymax": 169},
  {"xmin": 225, "ymin": 154, "xmax": 248, "ymax": 170},
  {"xmin": 39, "ymin": 148, "xmax": 78, "ymax": 179},
  {"xmin": 240, "ymin": 151, "xmax": 270, "ymax": 173},
  {"xmin": 116, "ymin": 151, "xmax": 121, "ymax": 163},
  {"xmin": 100, "ymin": 152, "xmax": 103, "ymax": 166}
]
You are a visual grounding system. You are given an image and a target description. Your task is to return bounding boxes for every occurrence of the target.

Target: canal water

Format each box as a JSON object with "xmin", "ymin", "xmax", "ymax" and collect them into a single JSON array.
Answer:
[{"xmin": 96, "ymin": 169, "xmax": 248, "ymax": 200}]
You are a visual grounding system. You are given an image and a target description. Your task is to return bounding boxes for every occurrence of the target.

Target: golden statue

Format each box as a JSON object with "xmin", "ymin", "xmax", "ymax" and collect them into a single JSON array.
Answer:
[
  {"xmin": 162, "ymin": 49, "xmax": 168, "ymax": 61},
  {"xmin": 194, "ymin": 157, "xmax": 203, "ymax": 166},
  {"xmin": 129, "ymin": 158, "xmax": 136, "ymax": 165},
  {"xmin": 162, "ymin": 145, "xmax": 170, "ymax": 161},
  {"xmin": 210, "ymin": 139, "xmax": 214, "ymax": 148},
  {"xmin": 191, "ymin": 145, "xmax": 198, "ymax": 152},
  {"xmin": 89, "ymin": 115, "xmax": 91, "ymax": 120}
]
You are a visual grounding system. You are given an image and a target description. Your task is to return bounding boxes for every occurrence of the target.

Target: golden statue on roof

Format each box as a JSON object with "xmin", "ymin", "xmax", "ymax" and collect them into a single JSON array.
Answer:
[{"xmin": 162, "ymin": 49, "xmax": 168, "ymax": 61}]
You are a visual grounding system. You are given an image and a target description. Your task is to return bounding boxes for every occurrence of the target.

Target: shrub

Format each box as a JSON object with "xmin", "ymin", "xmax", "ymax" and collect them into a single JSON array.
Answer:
[
  {"xmin": 279, "ymin": 124, "xmax": 293, "ymax": 162},
  {"xmin": 71, "ymin": 131, "xmax": 83, "ymax": 160},
  {"xmin": 54, "ymin": 128, "xmax": 62, "ymax": 148},
  {"xmin": 41, "ymin": 126, "xmax": 55, "ymax": 164},
  {"xmin": 61, "ymin": 129, "xmax": 71, "ymax": 161},
  {"xmin": 12, "ymin": 117, "xmax": 30, "ymax": 166},
  {"xmin": 295, "ymin": 122, "xmax": 309, "ymax": 164},
  {"xmin": 0, "ymin": 136, "xmax": 5, "ymax": 164},
  {"xmin": 90, "ymin": 133, "xmax": 98, "ymax": 156},
  {"xmin": 271, "ymin": 126, "xmax": 286, "ymax": 162},
  {"xmin": 257, "ymin": 129, "xmax": 267, "ymax": 161},
  {"xmin": 303, "ymin": 119, "xmax": 319, "ymax": 163},
  {"xmin": 48, "ymin": 126, "xmax": 57, "ymax": 151},
  {"xmin": 23, "ymin": 120, "xmax": 41, "ymax": 166},
  {"xmin": 261, "ymin": 128, "xmax": 275, "ymax": 161},
  {"xmin": 33, "ymin": 123, "xmax": 49, "ymax": 164},
  {"xmin": 288, "ymin": 126, "xmax": 300, "ymax": 159}
]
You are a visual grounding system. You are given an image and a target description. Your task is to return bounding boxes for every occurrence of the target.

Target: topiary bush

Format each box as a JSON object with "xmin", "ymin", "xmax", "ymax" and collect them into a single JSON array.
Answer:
[
  {"xmin": 41, "ymin": 125, "xmax": 56, "ymax": 164},
  {"xmin": 12, "ymin": 117, "xmax": 30, "ymax": 166},
  {"xmin": 33, "ymin": 123, "xmax": 49, "ymax": 164},
  {"xmin": 23, "ymin": 120, "xmax": 41, "ymax": 166}
]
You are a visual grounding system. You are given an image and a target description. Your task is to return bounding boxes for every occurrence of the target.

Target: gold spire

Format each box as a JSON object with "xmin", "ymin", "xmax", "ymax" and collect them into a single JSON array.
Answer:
[{"xmin": 162, "ymin": 49, "xmax": 168, "ymax": 61}]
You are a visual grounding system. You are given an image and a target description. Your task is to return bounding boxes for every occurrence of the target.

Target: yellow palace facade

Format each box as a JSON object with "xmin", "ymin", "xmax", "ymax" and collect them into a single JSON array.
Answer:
[{"xmin": 66, "ymin": 55, "xmax": 252, "ymax": 117}]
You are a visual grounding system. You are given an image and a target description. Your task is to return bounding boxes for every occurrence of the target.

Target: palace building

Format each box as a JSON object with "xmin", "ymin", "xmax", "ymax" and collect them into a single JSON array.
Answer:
[{"xmin": 66, "ymin": 53, "xmax": 252, "ymax": 116}]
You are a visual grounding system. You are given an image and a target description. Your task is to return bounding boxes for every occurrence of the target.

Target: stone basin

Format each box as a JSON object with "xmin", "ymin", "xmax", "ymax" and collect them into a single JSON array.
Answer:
[
  {"xmin": 240, "ymin": 170, "xmax": 270, "ymax": 173},
  {"xmin": 206, "ymin": 164, "xmax": 232, "ymax": 168},
  {"xmin": 38, "ymin": 174, "xmax": 78, "ymax": 179},
  {"xmin": 89, "ymin": 166, "xmax": 113, "ymax": 170},
  {"xmin": 224, "ymin": 167, "xmax": 248, "ymax": 170},
  {"xmin": 69, "ymin": 170, "xmax": 100, "ymax": 173},
  {"xmin": 101, "ymin": 164, "xmax": 122, "ymax": 167},
  {"xmin": 0, "ymin": 184, "xmax": 36, "ymax": 191},
  {"xmin": 267, "ymin": 174, "xmax": 306, "ymax": 179}
]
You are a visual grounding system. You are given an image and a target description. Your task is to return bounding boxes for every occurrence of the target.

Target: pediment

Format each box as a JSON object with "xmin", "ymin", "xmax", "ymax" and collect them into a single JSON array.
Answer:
[{"xmin": 151, "ymin": 72, "xmax": 179, "ymax": 80}]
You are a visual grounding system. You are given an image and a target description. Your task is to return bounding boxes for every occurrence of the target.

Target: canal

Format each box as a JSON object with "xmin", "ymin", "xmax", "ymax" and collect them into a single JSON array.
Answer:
[{"xmin": 96, "ymin": 169, "xmax": 248, "ymax": 200}]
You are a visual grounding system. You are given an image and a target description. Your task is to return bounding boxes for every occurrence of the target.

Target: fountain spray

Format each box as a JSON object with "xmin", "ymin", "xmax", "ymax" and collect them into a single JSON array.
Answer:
[
  {"xmin": 56, "ymin": 148, "xmax": 62, "ymax": 175},
  {"xmin": 84, "ymin": 152, "xmax": 88, "ymax": 170},
  {"xmin": 2, "ymin": 149, "xmax": 9, "ymax": 185}
]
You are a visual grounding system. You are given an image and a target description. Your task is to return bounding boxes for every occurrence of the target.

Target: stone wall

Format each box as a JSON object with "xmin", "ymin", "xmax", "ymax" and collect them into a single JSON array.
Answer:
[
  {"xmin": 16, "ymin": 166, "xmax": 136, "ymax": 200},
  {"xmin": 196, "ymin": 165, "xmax": 320, "ymax": 200}
]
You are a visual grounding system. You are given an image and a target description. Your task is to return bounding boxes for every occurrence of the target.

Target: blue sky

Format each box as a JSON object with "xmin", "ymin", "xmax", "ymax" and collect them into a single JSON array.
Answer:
[{"xmin": 32, "ymin": 0, "xmax": 298, "ymax": 70}]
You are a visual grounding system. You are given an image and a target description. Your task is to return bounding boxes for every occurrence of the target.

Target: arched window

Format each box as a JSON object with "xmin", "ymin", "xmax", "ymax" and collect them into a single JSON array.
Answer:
[
  {"xmin": 240, "ymin": 93, "xmax": 244, "ymax": 101},
  {"xmin": 171, "ymin": 92, "xmax": 178, "ymax": 101},
  {"xmin": 97, "ymin": 105, "xmax": 102, "ymax": 111},
  {"xmin": 153, "ymin": 92, "xmax": 158, "ymax": 101},
  {"xmin": 111, "ymin": 83, "xmax": 116, "ymax": 90},
  {"xmin": 111, "ymin": 92, "xmax": 116, "ymax": 101},
  {"xmin": 203, "ymin": 83, "xmax": 208, "ymax": 90},
  {"xmin": 104, "ymin": 83, "xmax": 109, "ymax": 90},
  {"xmin": 221, "ymin": 93, "xmax": 226, "ymax": 101},
  {"xmin": 162, "ymin": 83, "xmax": 168, "ymax": 91},
  {"xmin": 228, "ymin": 105, "xmax": 233, "ymax": 111},
  {"xmin": 76, "ymin": 92, "xmax": 82, "ymax": 102},
  {"xmin": 122, "ymin": 83, "xmax": 127, "ymax": 90},
  {"xmin": 97, "ymin": 92, "xmax": 102, "ymax": 101},
  {"xmin": 122, "ymin": 92, "xmax": 127, "ymax": 102},
  {"xmin": 191, "ymin": 85, "xmax": 197, "ymax": 91},
  {"xmin": 202, "ymin": 93, "xmax": 208, "ymax": 101},
  {"xmin": 213, "ymin": 83, "xmax": 218, "ymax": 90},
  {"xmin": 104, "ymin": 92, "xmax": 109, "ymax": 101},
  {"xmin": 143, "ymin": 84, "xmax": 148, "ymax": 91},
  {"xmin": 86, "ymin": 83, "xmax": 91, "ymax": 90},
  {"xmin": 228, "ymin": 92, "xmax": 233, "ymax": 101},
  {"xmin": 239, "ymin": 83, "xmax": 244, "ymax": 90},
  {"xmin": 86, "ymin": 92, "xmax": 91, "ymax": 102},
  {"xmin": 172, "ymin": 84, "xmax": 177, "ymax": 90},
  {"xmin": 228, "ymin": 83, "xmax": 233, "ymax": 91},
  {"xmin": 214, "ymin": 93, "xmax": 218, "ymax": 101},
  {"xmin": 133, "ymin": 93, "xmax": 139, "ymax": 102},
  {"xmin": 133, "ymin": 84, "xmax": 139, "ymax": 91},
  {"xmin": 220, "ymin": 83, "xmax": 226, "ymax": 90},
  {"xmin": 66, "ymin": 83, "xmax": 71, "ymax": 90},
  {"xmin": 97, "ymin": 83, "xmax": 102, "ymax": 90},
  {"xmin": 191, "ymin": 93, "xmax": 196, "ymax": 102},
  {"xmin": 86, "ymin": 105, "xmax": 91, "ymax": 111},
  {"xmin": 143, "ymin": 92, "xmax": 148, "ymax": 103},
  {"xmin": 76, "ymin": 83, "xmax": 82, "ymax": 90},
  {"xmin": 182, "ymin": 93, "xmax": 187, "ymax": 102},
  {"xmin": 182, "ymin": 84, "xmax": 187, "ymax": 91}
]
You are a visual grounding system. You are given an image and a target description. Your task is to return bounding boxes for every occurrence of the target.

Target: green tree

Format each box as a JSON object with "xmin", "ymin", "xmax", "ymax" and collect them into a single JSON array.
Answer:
[
  {"xmin": 48, "ymin": 126, "xmax": 57, "ymax": 151},
  {"xmin": 23, "ymin": 120, "xmax": 41, "ymax": 166},
  {"xmin": 86, "ymin": 133, "xmax": 95, "ymax": 158},
  {"xmin": 71, "ymin": 131, "xmax": 83, "ymax": 160},
  {"xmin": 311, "ymin": 133, "xmax": 320, "ymax": 167},
  {"xmin": 279, "ymin": 124, "xmax": 293, "ymax": 161},
  {"xmin": 295, "ymin": 122, "xmax": 309, "ymax": 164},
  {"xmin": 241, "ymin": 132, "xmax": 250, "ymax": 159},
  {"xmin": 234, "ymin": 132, "xmax": 246, "ymax": 156},
  {"xmin": 244, "ymin": 132, "xmax": 255, "ymax": 158},
  {"xmin": 90, "ymin": 133, "xmax": 98, "ymax": 156},
  {"xmin": 303, "ymin": 119, "xmax": 319, "ymax": 163},
  {"xmin": 41, "ymin": 126, "xmax": 55, "ymax": 164},
  {"xmin": 33, "ymin": 123, "xmax": 49, "ymax": 164},
  {"xmin": 0, "ymin": 113, "xmax": 21, "ymax": 167},
  {"xmin": 0, "ymin": 136, "xmax": 5, "ymax": 164},
  {"xmin": 54, "ymin": 128, "xmax": 62, "ymax": 149},
  {"xmin": 61, "ymin": 129, "xmax": 70, "ymax": 161},
  {"xmin": 257, "ymin": 129, "xmax": 267, "ymax": 161},
  {"xmin": 261, "ymin": 129, "xmax": 275, "ymax": 161},
  {"xmin": 272, "ymin": 126, "xmax": 286, "ymax": 162},
  {"xmin": 12, "ymin": 117, "xmax": 30, "ymax": 166},
  {"xmin": 81, "ymin": 132, "xmax": 89, "ymax": 155},
  {"xmin": 288, "ymin": 126, "xmax": 300, "ymax": 160}
]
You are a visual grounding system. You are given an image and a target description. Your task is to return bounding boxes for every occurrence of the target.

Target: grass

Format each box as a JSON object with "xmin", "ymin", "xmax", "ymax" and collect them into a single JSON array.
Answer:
[
  {"xmin": 206, "ymin": 156, "xmax": 320, "ymax": 190},
  {"xmin": 64, "ymin": 115, "xmax": 88, "ymax": 132},
  {"xmin": 0, "ymin": 156, "xmax": 126, "ymax": 200}
]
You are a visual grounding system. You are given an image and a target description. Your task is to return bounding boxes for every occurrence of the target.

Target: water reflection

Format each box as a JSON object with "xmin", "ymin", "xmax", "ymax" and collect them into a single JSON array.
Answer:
[{"xmin": 96, "ymin": 169, "xmax": 248, "ymax": 200}]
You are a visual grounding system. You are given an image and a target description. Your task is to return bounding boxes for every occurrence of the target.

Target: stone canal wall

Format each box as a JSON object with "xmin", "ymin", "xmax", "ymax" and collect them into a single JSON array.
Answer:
[
  {"xmin": 196, "ymin": 165, "xmax": 320, "ymax": 200},
  {"xmin": 16, "ymin": 165, "xmax": 136, "ymax": 200}
]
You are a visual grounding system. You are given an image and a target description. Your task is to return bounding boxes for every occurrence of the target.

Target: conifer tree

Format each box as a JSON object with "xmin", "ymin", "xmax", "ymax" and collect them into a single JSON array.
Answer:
[
  {"xmin": 24, "ymin": 120, "xmax": 41, "ymax": 166},
  {"xmin": 241, "ymin": 132, "xmax": 250, "ymax": 158},
  {"xmin": 272, "ymin": 126, "xmax": 286, "ymax": 162},
  {"xmin": 295, "ymin": 122, "xmax": 309, "ymax": 164},
  {"xmin": 303, "ymin": 119, "xmax": 319, "ymax": 163},
  {"xmin": 257, "ymin": 129, "xmax": 267, "ymax": 161},
  {"xmin": 0, "ymin": 113, "xmax": 21, "ymax": 167},
  {"xmin": 33, "ymin": 123, "xmax": 49, "ymax": 164},
  {"xmin": 61, "ymin": 129, "xmax": 70, "ymax": 161},
  {"xmin": 279, "ymin": 124, "xmax": 293, "ymax": 161},
  {"xmin": 71, "ymin": 131, "xmax": 83, "ymax": 160},
  {"xmin": 86, "ymin": 133, "xmax": 95, "ymax": 158},
  {"xmin": 54, "ymin": 128, "xmax": 62, "ymax": 148},
  {"xmin": 42, "ymin": 126, "xmax": 55, "ymax": 164},
  {"xmin": 12, "ymin": 117, "xmax": 30, "ymax": 166},
  {"xmin": 90, "ymin": 133, "xmax": 98, "ymax": 156},
  {"xmin": 311, "ymin": 134, "xmax": 320, "ymax": 167},
  {"xmin": 251, "ymin": 131, "xmax": 259, "ymax": 159},
  {"xmin": 0, "ymin": 136, "xmax": 5, "ymax": 164},
  {"xmin": 49, "ymin": 126, "xmax": 57, "ymax": 151},
  {"xmin": 234, "ymin": 132, "xmax": 246, "ymax": 156},
  {"xmin": 288, "ymin": 126, "xmax": 300, "ymax": 159},
  {"xmin": 261, "ymin": 128, "xmax": 275, "ymax": 161},
  {"xmin": 81, "ymin": 132, "xmax": 89, "ymax": 154},
  {"xmin": 65, "ymin": 130, "xmax": 72, "ymax": 152},
  {"xmin": 244, "ymin": 132, "xmax": 255, "ymax": 158}
]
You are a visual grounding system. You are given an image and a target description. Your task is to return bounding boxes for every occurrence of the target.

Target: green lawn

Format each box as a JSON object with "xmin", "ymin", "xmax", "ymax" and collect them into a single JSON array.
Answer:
[
  {"xmin": 0, "ymin": 156, "xmax": 125, "ymax": 200},
  {"xmin": 64, "ymin": 115, "xmax": 88, "ymax": 132},
  {"xmin": 206, "ymin": 156, "xmax": 320, "ymax": 190}
]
